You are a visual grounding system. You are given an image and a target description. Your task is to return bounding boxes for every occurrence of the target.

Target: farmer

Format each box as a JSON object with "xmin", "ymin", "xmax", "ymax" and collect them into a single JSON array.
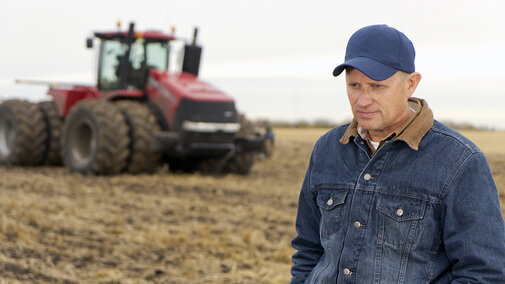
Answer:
[{"xmin": 290, "ymin": 24, "xmax": 505, "ymax": 283}]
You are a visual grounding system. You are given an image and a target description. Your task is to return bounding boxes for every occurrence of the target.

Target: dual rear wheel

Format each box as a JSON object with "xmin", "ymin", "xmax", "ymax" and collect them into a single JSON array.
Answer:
[
  {"xmin": 0, "ymin": 99, "xmax": 161, "ymax": 175},
  {"xmin": 62, "ymin": 99, "xmax": 161, "ymax": 174}
]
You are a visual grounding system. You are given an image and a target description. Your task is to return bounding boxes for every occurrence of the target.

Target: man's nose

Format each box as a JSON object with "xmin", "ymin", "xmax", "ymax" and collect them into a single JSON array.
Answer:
[{"xmin": 356, "ymin": 88, "xmax": 373, "ymax": 107}]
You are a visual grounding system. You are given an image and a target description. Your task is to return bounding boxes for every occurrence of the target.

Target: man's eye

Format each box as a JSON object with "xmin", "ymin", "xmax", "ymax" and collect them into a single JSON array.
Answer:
[
  {"xmin": 372, "ymin": 84, "xmax": 383, "ymax": 88},
  {"xmin": 349, "ymin": 83, "xmax": 360, "ymax": 88}
]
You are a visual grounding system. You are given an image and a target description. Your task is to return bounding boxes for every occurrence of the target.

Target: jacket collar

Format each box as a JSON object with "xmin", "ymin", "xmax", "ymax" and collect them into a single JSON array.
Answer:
[{"xmin": 340, "ymin": 97, "xmax": 434, "ymax": 150}]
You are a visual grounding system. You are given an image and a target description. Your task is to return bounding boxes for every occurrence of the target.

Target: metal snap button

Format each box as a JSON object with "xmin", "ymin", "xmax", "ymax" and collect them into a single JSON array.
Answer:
[
  {"xmin": 354, "ymin": 221, "xmax": 361, "ymax": 228},
  {"xmin": 327, "ymin": 198, "xmax": 333, "ymax": 206},
  {"xmin": 396, "ymin": 208, "xmax": 404, "ymax": 217},
  {"xmin": 343, "ymin": 268, "xmax": 351, "ymax": 276},
  {"xmin": 364, "ymin": 173, "xmax": 372, "ymax": 181}
]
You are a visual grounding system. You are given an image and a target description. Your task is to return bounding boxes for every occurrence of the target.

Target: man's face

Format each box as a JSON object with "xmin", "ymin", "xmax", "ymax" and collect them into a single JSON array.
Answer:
[{"xmin": 346, "ymin": 68, "xmax": 414, "ymax": 141}]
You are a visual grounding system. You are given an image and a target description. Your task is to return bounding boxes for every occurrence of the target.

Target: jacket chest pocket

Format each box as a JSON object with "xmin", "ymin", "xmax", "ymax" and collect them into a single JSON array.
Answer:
[
  {"xmin": 376, "ymin": 194, "xmax": 426, "ymax": 250},
  {"xmin": 316, "ymin": 188, "xmax": 349, "ymax": 240}
]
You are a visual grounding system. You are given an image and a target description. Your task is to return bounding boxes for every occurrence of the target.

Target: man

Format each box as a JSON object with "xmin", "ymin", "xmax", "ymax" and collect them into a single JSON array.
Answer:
[{"xmin": 290, "ymin": 24, "xmax": 505, "ymax": 283}]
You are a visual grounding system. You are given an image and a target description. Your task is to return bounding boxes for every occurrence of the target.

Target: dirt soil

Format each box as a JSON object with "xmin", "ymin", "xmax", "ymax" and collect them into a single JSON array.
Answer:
[{"xmin": 0, "ymin": 128, "xmax": 504, "ymax": 283}]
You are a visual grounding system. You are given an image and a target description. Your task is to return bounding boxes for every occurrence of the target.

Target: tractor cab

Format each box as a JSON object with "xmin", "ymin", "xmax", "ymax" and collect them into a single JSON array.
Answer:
[{"xmin": 89, "ymin": 24, "xmax": 175, "ymax": 91}]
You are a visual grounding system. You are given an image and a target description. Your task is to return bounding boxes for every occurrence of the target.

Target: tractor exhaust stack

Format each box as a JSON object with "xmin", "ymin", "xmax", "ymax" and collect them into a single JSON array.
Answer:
[{"xmin": 182, "ymin": 27, "xmax": 202, "ymax": 76}]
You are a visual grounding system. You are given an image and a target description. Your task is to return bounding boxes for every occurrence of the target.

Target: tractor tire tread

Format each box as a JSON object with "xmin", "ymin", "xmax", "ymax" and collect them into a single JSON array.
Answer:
[
  {"xmin": 116, "ymin": 101, "xmax": 161, "ymax": 174},
  {"xmin": 0, "ymin": 100, "xmax": 47, "ymax": 166},
  {"xmin": 38, "ymin": 101, "xmax": 63, "ymax": 165},
  {"xmin": 63, "ymin": 99, "xmax": 130, "ymax": 175}
]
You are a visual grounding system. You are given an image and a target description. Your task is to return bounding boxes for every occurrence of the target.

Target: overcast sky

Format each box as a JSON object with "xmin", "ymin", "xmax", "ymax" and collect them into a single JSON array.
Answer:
[{"xmin": 1, "ymin": 0, "xmax": 504, "ymax": 129}]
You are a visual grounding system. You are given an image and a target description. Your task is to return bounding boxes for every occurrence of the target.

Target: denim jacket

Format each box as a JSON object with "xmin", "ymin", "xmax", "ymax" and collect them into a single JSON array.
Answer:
[{"xmin": 291, "ymin": 100, "xmax": 505, "ymax": 283}]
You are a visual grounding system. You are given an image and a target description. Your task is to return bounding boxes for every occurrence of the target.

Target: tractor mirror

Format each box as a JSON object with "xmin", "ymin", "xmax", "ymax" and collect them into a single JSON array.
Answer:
[{"xmin": 86, "ymin": 38, "xmax": 93, "ymax": 48}]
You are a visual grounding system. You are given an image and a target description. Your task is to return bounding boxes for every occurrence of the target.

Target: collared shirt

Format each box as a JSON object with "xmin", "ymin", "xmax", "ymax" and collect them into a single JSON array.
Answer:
[
  {"xmin": 291, "ymin": 98, "xmax": 505, "ymax": 283},
  {"xmin": 342, "ymin": 98, "xmax": 426, "ymax": 156}
]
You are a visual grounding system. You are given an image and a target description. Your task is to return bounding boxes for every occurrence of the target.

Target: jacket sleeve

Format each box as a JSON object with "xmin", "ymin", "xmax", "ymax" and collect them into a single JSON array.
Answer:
[
  {"xmin": 291, "ymin": 149, "xmax": 324, "ymax": 283},
  {"xmin": 442, "ymin": 152, "xmax": 505, "ymax": 283}
]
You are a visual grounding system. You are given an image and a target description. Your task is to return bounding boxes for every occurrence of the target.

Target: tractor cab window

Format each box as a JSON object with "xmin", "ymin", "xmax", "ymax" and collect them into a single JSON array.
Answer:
[
  {"xmin": 98, "ymin": 39, "xmax": 124, "ymax": 90},
  {"xmin": 146, "ymin": 42, "xmax": 169, "ymax": 71},
  {"xmin": 98, "ymin": 38, "xmax": 170, "ymax": 90},
  {"xmin": 129, "ymin": 39, "xmax": 146, "ymax": 70}
]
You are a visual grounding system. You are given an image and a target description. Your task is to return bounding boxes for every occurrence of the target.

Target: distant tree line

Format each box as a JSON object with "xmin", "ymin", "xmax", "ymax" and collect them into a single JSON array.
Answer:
[
  {"xmin": 257, "ymin": 118, "xmax": 495, "ymax": 131},
  {"xmin": 440, "ymin": 121, "xmax": 495, "ymax": 131},
  {"xmin": 260, "ymin": 118, "xmax": 350, "ymax": 129}
]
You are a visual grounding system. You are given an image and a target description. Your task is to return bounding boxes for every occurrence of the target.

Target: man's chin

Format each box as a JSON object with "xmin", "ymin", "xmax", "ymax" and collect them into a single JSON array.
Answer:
[{"xmin": 355, "ymin": 119, "xmax": 378, "ymax": 132}]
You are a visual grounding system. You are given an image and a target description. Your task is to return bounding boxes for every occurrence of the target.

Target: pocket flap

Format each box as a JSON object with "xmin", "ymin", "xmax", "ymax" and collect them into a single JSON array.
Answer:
[
  {"xmin": 376, "ymin": 194, "xmax": 426, "ymax": 221},
  {"xmin": 316, "ymin": 189, "xmax": 349, "ymax": 210}
]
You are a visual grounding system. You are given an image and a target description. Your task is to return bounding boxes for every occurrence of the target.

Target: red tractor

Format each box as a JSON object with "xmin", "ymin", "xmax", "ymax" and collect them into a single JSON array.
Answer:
[{"xmin": 0, "ymin": 23, "xmax": 272, "ymax": 175}]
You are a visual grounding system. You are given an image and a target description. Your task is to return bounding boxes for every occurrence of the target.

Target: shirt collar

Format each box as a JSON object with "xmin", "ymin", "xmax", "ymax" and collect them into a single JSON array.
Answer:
[{"xmin": 340, "ymin": 97, "xmax": 434, "ymax": 150}]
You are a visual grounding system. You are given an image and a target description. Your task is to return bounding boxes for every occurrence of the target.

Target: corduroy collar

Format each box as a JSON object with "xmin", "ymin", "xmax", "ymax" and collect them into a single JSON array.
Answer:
[{"xmin": 339, "ymin": 97, "xmax": 434, "ymax": 150}]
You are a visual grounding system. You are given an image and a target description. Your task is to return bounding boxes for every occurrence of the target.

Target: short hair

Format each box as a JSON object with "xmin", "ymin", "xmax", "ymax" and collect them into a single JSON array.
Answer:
[{"xmin": 398, "ymin": 71, "xmax": 410, "ymax": 80}]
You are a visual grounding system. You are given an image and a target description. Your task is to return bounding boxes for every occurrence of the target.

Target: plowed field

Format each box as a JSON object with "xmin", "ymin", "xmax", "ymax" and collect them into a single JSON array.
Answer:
[{"xmin": 1, "ymin": 128, "xmax": 504, "ymax": 283}]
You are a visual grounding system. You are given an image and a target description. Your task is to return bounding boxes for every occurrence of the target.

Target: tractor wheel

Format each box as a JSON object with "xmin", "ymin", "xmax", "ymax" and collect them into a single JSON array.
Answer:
[
  {"xmin": 0, "ymin": 100, "xmax": 47, "ymax": 166},
  {"xmin": 62, "ymin": 99, "xmax": 130, "ymax": 175},
  {"xmin": 115, "ymin": 101, "xmax": 161, "ymax": 174},
  {"xmin": 38, "ymin": 101, "xmax": 63, "ymax": 165},
  {"xmin": 224, "ymin": 152, "xmax": 255, "ymax": 175}
]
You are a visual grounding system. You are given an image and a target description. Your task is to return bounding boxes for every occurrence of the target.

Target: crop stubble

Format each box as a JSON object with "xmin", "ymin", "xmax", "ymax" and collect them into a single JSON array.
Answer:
[{"xmin": 0, "ymin": 128, "xmax": 504, "ymax": 283}]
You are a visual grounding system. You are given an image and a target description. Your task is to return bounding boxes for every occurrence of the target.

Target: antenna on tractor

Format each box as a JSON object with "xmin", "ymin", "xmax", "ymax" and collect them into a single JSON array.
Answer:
[{"xmin": 192, "ymin": 27, "xmax": 198, "ymax": 45}]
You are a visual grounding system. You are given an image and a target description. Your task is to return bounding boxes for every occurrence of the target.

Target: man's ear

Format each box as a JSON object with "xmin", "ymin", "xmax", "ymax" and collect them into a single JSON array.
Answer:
[{"xmin": 405, "ymin": 72, "xmax": 422, "ymax": 97}]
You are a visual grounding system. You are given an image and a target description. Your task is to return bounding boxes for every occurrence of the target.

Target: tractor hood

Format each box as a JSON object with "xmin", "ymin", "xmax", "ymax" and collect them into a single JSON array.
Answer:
[{"xmin": 148, "ymin": 69, "xmax": 235, "ymax": 103}]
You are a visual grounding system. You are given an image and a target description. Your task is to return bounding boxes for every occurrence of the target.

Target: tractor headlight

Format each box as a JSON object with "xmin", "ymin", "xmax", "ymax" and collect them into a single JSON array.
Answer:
[{"xmin": 182, "ymin": 121, "xmax": 240, "ymax": 133}]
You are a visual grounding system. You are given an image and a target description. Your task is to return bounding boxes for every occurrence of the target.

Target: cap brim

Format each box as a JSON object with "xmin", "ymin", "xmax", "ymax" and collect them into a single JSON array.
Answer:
[{"xmin": 332, "ymin": 57, "xmax": 398, "ymax": 81}]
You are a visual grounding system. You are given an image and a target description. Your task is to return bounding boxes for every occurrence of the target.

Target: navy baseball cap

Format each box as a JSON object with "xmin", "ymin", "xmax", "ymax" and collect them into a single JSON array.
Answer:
[{"xmin": 332, "ymin": 24, "xmax": 415, "ymax": 81}]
